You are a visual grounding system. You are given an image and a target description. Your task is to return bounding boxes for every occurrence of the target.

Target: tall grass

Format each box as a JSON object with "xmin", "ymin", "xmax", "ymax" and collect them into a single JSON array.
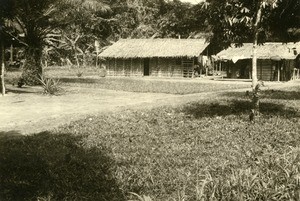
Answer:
[
  {"xmin": 54, "ymin": 91, "xmax": 299, "ymax": 200},
  {"xmin": 1, "ymin": 84, "xmax": 299, "ymax": 200}
]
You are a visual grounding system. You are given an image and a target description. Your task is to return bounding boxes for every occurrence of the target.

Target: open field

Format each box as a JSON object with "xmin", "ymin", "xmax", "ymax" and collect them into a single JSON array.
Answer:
[
  {"xmin": 1, "ymin": 69, "xmax": 300, "ymax": 200},
  {"xmin": 7, "ymin": 66, "xmax": 253, "ymax": 94}
]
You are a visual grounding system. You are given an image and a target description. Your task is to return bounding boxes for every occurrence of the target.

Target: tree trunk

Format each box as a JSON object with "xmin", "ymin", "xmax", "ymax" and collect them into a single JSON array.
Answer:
[
  {"xmin": 252, "ymin": 40, "xmax": 258, "ymax": 91},
  {"xmin": 0, "ymin": 41, "xmax": 5, "ymax": 96},
  {"xmin": 22, "ymin": 46, "xmax": 43, "ymax": 85},
  {"xmin": 250, "ymin": 3, "xmax": 263, "ymax": 122}
]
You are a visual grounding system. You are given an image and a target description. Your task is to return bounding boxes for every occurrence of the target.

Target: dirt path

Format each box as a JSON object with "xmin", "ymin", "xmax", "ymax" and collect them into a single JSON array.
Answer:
[
  {"xmin": 0, "ymin": 80, "xmax": 298, "ymax": 134},
  {"xmin": 0, "ymin": 85, "xmax": 179, "ymax": 134}
]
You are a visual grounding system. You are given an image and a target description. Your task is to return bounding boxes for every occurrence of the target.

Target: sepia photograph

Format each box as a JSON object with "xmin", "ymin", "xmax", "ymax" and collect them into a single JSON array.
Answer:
[{"xmin": 0, "ymin": 0, "xmax": 299, "ymax": 200}]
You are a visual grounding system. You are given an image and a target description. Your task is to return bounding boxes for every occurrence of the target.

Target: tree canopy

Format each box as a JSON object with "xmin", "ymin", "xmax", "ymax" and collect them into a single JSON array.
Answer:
[{"xmin": 0, "ymin": 0, "xmax": 299, "ymax": 85}]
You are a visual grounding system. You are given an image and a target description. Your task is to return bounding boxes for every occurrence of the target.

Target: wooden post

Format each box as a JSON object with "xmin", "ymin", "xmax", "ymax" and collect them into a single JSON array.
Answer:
[
  {"xmin": 10, "ymin": 43, "xmax": 13, "ymax": 64},
  {"xmin": 1, "ymin": 41, "xmax": 5, "ymax": 96},
  {"xmin": 130, "ymin": 58, "xmax": 132, "ymax": 77},
  {"xmin": 114, "ymin": 58, "xmax": 117, "ymax": 76},
  {"xmin": 277, "ymin": 64, "xmax": 280, "ymax": 82},
  {"xmin": 95, "ymin": 40, "xmax": 99, "ymax": 68},
  {"xmin": 96, "ymin": 53, "xmax": 98, "ymax": 68},
  {"xmin": 123, "ymin": 59, "xmax": 125, "ymax": 76},
  {"xmin": 292, "ymin": 68, "xmax": 295, "ymax": 80}
]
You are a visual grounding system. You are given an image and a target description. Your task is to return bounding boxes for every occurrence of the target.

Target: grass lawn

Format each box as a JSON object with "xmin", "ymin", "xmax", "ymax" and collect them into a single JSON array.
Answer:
[
  {"xmin": 1, "ymin": 83, "xmax": 299, "ymax": 200},
  {"xmin": 6, "ymin": 66, "xmax": 251, "ymax": 94}
]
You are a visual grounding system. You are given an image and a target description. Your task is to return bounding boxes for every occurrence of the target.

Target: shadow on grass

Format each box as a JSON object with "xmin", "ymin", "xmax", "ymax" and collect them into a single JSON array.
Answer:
[
  {"xmin": 222, "ymin": 89, "xmax": 300, "ymax": 100},
  {"xmin": 0, "ymin": 131, "xmax": 23, "ymax": 138},
  {"xmin": 181, "ymin": 100, "xmax": 299, "ymax": 119},
  {"xmin": 6, "ymin": 86, "xmax": 42, "ymax": 94},
  {"xmin": 60, "ymin": 77, "xmax": 100, "ymax": 84},
  {"xmin": 0, "ymin": 131, "xmax": 125, "ymax": 201}
]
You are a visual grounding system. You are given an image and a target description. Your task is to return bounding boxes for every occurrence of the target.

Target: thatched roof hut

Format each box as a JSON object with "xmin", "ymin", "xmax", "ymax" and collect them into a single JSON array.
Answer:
[
  {"xmin": 215, "ymin": 42, "xmax": 300, "ymax": 62},
  {"xmin": 99, "ymin": 39, "xmax": 209, "ymax": 58},
  {"xmin": 214, "ymin": 42, "xmax": 300, "ymax": 81},
  {"xmin": 99, "ymin": 39, "xmax": 209, "ymax": 78}
]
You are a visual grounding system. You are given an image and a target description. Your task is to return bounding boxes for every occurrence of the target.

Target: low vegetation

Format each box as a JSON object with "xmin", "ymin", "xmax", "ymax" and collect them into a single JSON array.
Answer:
[
  {"xmin": 5, "ymin": 66, "xmax": 251, "ymax": 94},
  {"xmin": 61, "ymin": 77, "xmax": 251, "ymax": 94},
  {"xmin": 38, "ymin": 76, "xmax": 62, "ymax": 95},
  {"xmin": 1, "ymin": 84, "xmax": 299, "ymax": 200}
]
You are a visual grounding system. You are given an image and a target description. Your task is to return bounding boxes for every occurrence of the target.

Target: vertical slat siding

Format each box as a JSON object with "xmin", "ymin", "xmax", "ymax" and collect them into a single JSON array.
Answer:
[
  {"xmin": 124, "ymin": 59, "xmax": 131, "ymax": 76},
  {"xmin": 158, "ymin": 58, "xmax": 169, "ymax": 77},
  {"xmin": 171, "ymin": 58, "xmax": 183, "ymax": 77},
  {"xmin": 131, "ymin": 58, "xmax": 143, "ymax": 76},
  {"xmin": 182, "ymin": 58, "xmax": 194, "ymax": 78},
  {"xmin": 157, "ymin": 58, "xmax": 163, "ymax": 77},
  {"xmin": 259, "ymin": 59, "xmax": 272, "ymax": 81},
  {"xmin": 150, "ymin": 58, "xmax": 157, "ymax": 76},
  {"xmin": 107, "ymin": 59, "xmax": 112, "ymax": 76},
  {"xmin": 104, "ymin": 57, "xmax": 196, "ymax": 78},
  {"xmin": 115, "ymin": 59, "xmax": 120, "ymax": 76}
]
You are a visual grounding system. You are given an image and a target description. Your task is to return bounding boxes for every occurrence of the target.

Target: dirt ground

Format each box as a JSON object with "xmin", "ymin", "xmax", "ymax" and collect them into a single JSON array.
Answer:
[
  {"xmin": 0, "ymin": 84, "xmax": 213, "ymax": 134},
  {"xmin": 0, "ymin": 80, "xmax": 297, "ymax": 135}
]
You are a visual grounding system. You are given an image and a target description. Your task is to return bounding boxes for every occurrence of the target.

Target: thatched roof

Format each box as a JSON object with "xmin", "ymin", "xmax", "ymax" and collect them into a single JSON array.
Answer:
[
  {"xmin": 215, "ymin": 42, "xmax": 300, "ymax": 62},
  {"xmin": 99, "ymin": 39, "xmax": 209, "ymax": 58}
]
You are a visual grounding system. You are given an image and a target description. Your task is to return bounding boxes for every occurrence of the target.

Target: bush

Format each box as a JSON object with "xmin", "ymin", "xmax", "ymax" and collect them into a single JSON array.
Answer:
[
  {"xmin": 99, "ymin": 68, "xmax": 107, "ymax": 77},
  {"xmin": 38, "ymin": 76, "xmax": 62, "ymax": 95},
  {"xmin": 21, "ymin": 69, "xmax": 42, "ymax": 86},
  {"xmin": 76, "ymin": 70, "xmax": 84, "ymax": 77}
]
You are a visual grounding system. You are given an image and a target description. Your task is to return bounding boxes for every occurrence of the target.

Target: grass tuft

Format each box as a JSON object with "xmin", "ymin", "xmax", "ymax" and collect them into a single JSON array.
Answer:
[{"xmin": 38, "ymin": 76, "xmax": 62, "ymax": 95}]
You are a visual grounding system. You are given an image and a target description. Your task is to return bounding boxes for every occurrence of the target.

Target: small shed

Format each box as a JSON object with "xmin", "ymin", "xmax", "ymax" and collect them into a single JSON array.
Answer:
[
  {"xmin": 99, "ymin": 39, "xmax": 209, "ymax": 78},
  {"xmin": 214, "ymin": 42, "xmax": 300, "ymax": 81}
]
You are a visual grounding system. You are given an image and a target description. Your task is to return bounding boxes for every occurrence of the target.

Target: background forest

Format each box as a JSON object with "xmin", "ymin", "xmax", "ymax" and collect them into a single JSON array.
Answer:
[{"xmin": 0, "ymin": 0, "xmax": 299, "ymax": 84}]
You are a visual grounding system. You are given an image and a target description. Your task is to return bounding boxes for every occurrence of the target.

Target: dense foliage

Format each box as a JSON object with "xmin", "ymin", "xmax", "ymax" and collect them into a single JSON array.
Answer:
[
  {"xmin": 1, "ymin": 0, "xmax": 299, "ymax": 85},
  {"xmin": 204, "ymin": 0, "xmax": 300, "ymax": 49}
]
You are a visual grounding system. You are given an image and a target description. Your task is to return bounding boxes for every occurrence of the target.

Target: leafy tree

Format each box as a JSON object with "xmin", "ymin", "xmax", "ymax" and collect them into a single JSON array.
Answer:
[
  {"xmin": 110, "ymin": 0, "xmax": 160, "ymax": 38},
  {"xmin": 156, "ymin": 0, "xmax": 199, "ymax": 38},
  {"xmin": 204, "ymin": 0, "xmax": 299, "ymax": 121},
  {"xmin": 2, "ymin": 0, "xmax": 62, "ymax": 85},
  {"xmin": 48, "ymin": 0, "xmax": 113, "ymax": 67},
  {"xmin": 110, "ymin": 0, "xmax": 207, "ymax": 39},
  {"xmin": 0, "ymin": 0, "xmax": 12, "ymax": 94},
  {"xmin": 268, "ymin": 0, "xmax": 300, "ymax": 42},
  {"xmin": 1, "ymin": 0, "xmax": 114, "ymax": 84}
]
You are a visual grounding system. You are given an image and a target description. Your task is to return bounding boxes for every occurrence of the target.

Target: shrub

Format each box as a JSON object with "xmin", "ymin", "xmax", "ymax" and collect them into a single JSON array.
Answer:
[
  {"xmin": 76, "ymin": 70, "xmax": 84, "ymax": 77},
  {"xmin": 21, "ymin": 69, "xmax": 42, "ymax": 86},
  {"xmin": 99, "ymin": 68, "xmax": 107, "ymax": 77},
  {"xmin": 38, "ymin": 76, "xmax": 62, "ymax": 95}
]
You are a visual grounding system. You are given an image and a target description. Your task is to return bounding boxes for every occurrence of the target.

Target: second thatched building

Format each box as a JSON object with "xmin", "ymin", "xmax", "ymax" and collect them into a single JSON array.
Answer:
[
  {"xmin": 214, "ymin": 42, "xmax": 300, "ymax": 81},
  {"xmin": 99, "ymin": 39, "xmax": 209, "ymax": 78}
]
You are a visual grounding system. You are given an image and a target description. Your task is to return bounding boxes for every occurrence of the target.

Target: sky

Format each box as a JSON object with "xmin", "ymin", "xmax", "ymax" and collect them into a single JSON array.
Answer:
[{"xmin": 180, "ymin": 0, "xmax": 205, "ymax": 4}]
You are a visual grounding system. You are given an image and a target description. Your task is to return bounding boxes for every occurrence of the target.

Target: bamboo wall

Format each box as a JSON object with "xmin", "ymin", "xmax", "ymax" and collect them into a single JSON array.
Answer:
[
  {"xmin": 223, "ymin": 59, "xmax": 296, "ymax": 81},
  {"xmin": 105, "ymin": 58, "xmax": 143, "ymax": 76},
  {"xmin": 103, "ymin": 57, "xmax": 195, "ymax": 78},
  {"xmin": 258, "ymin": 60, "xmax": 294, "ymax": 81}
]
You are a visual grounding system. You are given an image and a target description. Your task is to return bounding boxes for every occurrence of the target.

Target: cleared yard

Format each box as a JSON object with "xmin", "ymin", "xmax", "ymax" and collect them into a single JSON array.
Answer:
[
  {"xmin": 1, "ymin": 67, "xmax": 258, "ymax": 134},
  {"xmin": 1, "ymin": 69, "xmax": 299, "ymax": 200}
]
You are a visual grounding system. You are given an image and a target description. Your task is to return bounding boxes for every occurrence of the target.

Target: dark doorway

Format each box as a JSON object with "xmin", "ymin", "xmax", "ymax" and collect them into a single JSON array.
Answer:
[{"xmin": 144, "ymin": 58, "xmax": 150, "ymax": 76}]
